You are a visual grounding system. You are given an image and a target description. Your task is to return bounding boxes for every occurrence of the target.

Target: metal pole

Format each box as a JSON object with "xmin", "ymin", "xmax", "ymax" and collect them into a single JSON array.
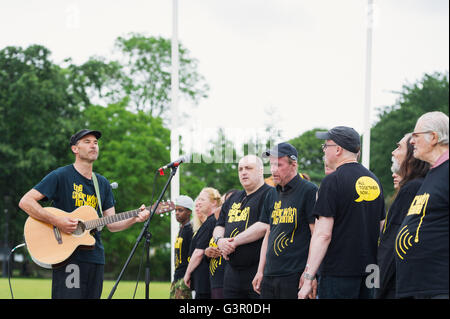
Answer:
[
  {"xmin": 170, "ymin": 0, "xmax": 180, "ymax": 282},
  {"xmin": 2, "ymin": 196, "xmax": 10, "ymax": 278},
  {"xmin": 362, "ymin": 0, "xmax": 373, "ymax": 169}
]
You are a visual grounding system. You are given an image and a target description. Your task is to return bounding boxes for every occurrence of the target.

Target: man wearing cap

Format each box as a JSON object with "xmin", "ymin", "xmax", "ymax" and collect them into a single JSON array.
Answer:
[
  {"xmin": 19, "ymin": 129, "xmax": 150, "ymax": 299},
  {"xmin": 170, "ymin": 195, "xmax": 194, "ymax": 299},
  {"xmin": 298, "ymin": 126, "xmax": 385, "ymax": 299},
  {"xmin": 253, "ymin": 142, "xmax": 318, "ymax": 298}
]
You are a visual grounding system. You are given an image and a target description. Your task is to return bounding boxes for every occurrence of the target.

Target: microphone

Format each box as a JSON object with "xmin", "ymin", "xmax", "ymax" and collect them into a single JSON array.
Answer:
[
  {"xmin": 110, "ymin": 182, "xmax": 118, "ymax": 189},
  {"xmin": 158, "ymin": 154, "xmax": 190, "ymax": 171}
]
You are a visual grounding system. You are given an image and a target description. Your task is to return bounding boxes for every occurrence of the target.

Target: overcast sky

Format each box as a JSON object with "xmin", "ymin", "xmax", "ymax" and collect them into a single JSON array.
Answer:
[{"xmin": 1, "ymin": 0, "xmax": 448, "ymax": 152}]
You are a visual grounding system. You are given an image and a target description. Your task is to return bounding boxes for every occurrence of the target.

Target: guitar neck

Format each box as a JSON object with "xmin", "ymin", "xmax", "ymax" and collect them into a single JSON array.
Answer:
[{"xmin": 84, "ymin": 206, "xmax": 151, "ymax": 230}]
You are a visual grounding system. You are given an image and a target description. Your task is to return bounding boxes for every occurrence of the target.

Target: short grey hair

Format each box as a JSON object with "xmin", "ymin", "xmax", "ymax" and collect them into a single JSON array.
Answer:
[{"xmin": 417, "ymin": 111, "xmax": 449, "ymax": 145}]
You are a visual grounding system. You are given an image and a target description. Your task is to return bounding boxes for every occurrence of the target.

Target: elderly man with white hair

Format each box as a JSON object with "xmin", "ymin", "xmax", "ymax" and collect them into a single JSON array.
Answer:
[{"xmin": 395, "ymin": 111, "xmax": 449, "ymax": 299}]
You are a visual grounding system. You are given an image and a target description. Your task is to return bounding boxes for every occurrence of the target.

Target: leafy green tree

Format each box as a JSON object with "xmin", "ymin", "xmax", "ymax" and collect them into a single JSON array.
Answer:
[
  {"xmin": 0, "ymin": 45, "xmax": 84, "ymax": 247},
  {"xmin": 288, "ymin": 128, "xmax": 328, "ymax": 185},
  {"xmin": 113, "ymin": 33, "xmax": 209, "ymax": 118},
  {"xmin": 182, "ymin": 128, "xmax": 242, "ymax": 197},
  {"xmin": 370, "ymin": 72, "xmax": 449, "ymax": 198}
]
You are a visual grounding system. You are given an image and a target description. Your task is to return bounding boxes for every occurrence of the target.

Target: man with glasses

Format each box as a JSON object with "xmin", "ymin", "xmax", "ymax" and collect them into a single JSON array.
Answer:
[
  {"xmin": 395, "ymin": 111, "xmax": 449, "ymax": 299},
  {"xmin": 298, "ymin": 126, "xmax": 385, "ymax": 299}
]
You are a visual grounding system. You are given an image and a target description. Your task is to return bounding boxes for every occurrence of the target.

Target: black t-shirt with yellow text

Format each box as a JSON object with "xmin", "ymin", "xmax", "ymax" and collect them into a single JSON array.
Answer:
[
  {"xmin": 33, "ymin": 164, "xmax": 115, "ymax": 265},
  {"xmin": 188, "ymin": 214, "xmax": 216, "ymax": 294},
  {"xmin": 174, "ymin": 221, "xmax": 193, "ymax": 281},
  {"xmin": 208, "ymin": 236, "xmax": 226, "ymax": 289},
  {"xmin": 216, "ymin": 183, "xmax": 275, "ymax": 269},
  {"xmin": 260, "ymin": 174, "xmax": 318, "ymax": 276},
  {"xmin": 376, "ymin": 178, "xmax": 424, "ymax": 298},
  {"xmin": 395, "ymin": 160, "xmax": 449, "ymax": 298},
  {"xmin": 313, "ymin": 162, "xmax": 385, "ymax": 277}
]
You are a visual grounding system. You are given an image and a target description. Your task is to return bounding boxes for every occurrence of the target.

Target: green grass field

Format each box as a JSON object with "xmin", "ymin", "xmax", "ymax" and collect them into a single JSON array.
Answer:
[{"xmin": 0, "ymin": 277, "xmax": 170, "ymax": 299}]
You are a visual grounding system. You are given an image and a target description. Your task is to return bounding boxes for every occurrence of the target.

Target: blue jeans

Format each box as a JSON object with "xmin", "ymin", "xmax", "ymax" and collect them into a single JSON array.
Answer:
[{"xmin": 318, "ymin": 275, "xmax": 374, "ymax": 299}]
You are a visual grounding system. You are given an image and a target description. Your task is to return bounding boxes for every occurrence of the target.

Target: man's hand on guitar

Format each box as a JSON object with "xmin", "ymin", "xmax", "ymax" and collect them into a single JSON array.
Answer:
[
  {"xmin": 55, "ymin": 216, "xmax": 79, "ymax": 234},
  {"xmin": 134, "ymin": 204, "xmax": 150, "ymax": 223}
]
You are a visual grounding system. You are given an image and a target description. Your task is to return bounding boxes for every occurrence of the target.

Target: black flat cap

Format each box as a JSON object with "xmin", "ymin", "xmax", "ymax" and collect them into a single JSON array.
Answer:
[
  {"xmin": 262, "ymin": 142, "xmax": 298, "ymax": 161},
  {"xmin": 70, "ymin": 129, "xmax": 102, "ymax": 146},
  {"xmin": 315, "ymin": 126, "xmax": 360, "ymax": 153}
]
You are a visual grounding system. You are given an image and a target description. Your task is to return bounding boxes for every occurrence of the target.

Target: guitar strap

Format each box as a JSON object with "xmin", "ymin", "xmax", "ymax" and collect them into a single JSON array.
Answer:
[{"xmin": 91, "ymin": 172, "xmax": 104, "ymax": 231}]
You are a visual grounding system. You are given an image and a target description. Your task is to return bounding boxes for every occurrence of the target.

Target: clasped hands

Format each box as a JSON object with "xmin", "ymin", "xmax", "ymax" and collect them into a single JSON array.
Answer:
[{"xmin": 204, "ymin": 237, "xmax": 236, "ymax": 260}]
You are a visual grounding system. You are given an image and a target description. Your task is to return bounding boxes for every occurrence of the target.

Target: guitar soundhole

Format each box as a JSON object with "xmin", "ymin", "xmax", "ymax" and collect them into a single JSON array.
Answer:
[{"xmin": 72, "ymin": 221, "xmax": 86, "ymax": 236}]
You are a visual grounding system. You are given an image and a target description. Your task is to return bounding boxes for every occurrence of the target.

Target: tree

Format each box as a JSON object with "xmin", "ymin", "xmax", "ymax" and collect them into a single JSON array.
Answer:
[
  {"xmin": 289, "ymin": 128, "xmax": 328, "ymax": 185},
  {"xmin": 65, "ymin": 33, "xmax": 210, "ymax": 119},
  {"xmin": 113, "ymin": 33, "xmax": 209, "ymax": 118},
  {"xmin": 182, "ymin": 128, "xmax": 242, "ymax": 197},
  {"xmin": 0, "ymin": 45, "xmax": 84, "ymax": 249},
  {"xmin": 370, "ymin": 72, "xmax": 449, "ymax": 198}
]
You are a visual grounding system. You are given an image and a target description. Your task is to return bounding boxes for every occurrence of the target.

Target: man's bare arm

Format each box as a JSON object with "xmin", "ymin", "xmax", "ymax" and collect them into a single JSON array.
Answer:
[{"xmin": 19, "ymin": 189, "xmax": 78, "ymax": 234}]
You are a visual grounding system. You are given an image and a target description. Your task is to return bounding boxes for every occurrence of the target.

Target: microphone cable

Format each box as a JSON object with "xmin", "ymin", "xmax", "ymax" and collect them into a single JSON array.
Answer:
[{"xmin": 8, "ymin": 243, "xmax": 26, "ymax": 299}]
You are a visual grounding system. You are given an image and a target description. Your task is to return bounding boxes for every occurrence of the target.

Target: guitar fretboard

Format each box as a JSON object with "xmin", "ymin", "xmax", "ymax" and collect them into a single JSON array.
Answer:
[{"xmin": 84, "ymin": 206, "xmax": 151, "ymax": 230}]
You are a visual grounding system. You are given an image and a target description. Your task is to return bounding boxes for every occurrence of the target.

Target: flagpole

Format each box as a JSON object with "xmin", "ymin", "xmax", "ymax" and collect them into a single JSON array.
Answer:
[
  {"xmin": 170, "ymin": 0, "xmax": 180, "ymax": 281},
  {"xmin": 362, "ymin": 0, "xmax": 373, "ymax": 169}
]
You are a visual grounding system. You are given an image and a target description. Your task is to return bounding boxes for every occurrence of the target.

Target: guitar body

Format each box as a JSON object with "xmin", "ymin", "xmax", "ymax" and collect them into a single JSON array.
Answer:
[
  {"xmin": 24, "ymin": 206, "xmax": 98, "ymax": 269},
  {"xmin": 23, "ymin": 200, "xmax": 175, "ymax": 269}
]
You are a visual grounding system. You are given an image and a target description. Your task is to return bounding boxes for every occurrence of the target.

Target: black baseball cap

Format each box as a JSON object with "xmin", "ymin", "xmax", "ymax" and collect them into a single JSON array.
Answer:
[
  {"xmin": 315, "ymin": 126, "xmax": 360, "ymax": 153},
  {"xmin": 262, "ymin": 142, "xmax": 298, "ymax": 161},
  {"xmin": 70, "ymin": 129, "xmax": 102, "ymax": 146}
]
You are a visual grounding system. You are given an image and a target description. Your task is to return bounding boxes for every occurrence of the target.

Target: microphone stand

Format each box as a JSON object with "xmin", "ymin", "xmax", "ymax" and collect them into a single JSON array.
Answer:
[{"xmin": 108, "ymin": 166, "xmax": 178, "ymax": 299}]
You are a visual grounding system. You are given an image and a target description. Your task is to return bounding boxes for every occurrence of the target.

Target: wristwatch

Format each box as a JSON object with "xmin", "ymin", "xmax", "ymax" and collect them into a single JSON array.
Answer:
[
  {"xmin": 303, "ymin": 272, "xmax": 315, "ymax": 281},
  {"xmin": 214, "ymin": 236, "xmax": 222, "ymax": 245}
]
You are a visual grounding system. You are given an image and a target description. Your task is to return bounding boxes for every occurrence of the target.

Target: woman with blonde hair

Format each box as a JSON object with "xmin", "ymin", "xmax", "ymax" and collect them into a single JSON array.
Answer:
[{"xmin": 184, "ymin": 187, "xmax": 222, "ymax": 299}]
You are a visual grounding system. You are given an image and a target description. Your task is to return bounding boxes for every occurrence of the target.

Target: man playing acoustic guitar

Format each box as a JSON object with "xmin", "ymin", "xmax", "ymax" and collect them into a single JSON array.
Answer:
[{"xmin": 19, "ymin": 129, "xmax": 150, "ymax": 299}]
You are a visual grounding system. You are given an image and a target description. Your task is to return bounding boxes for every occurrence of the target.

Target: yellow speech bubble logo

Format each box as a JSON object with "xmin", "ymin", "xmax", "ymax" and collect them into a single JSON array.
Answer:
[{"xmin": 354, "ymin": 176, "xmax": 380, "ymax": 202}]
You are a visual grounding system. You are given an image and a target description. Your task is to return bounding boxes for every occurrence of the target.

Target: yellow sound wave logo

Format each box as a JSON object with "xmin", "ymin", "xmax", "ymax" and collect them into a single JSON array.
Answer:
[
  {"xmin": 273, "ymin": 232, "xmax": 291, "ymax": 256},
  {"xmin": 209, "ymin": 255, "xmax": 222, "ymax": 276},
  {"xmin": 395, "ymin": 226, "xmax": 414, "ymax": 260},
  {"xmin": 230, "ymin": 228, "xmax": 240, "ymax": 238},
  {"xmin": 208, "ymin": 236, "xmax": 222, "ymax": 276},
  {"xmin": 395, "ymin": 193, "xmax": 430, "ymax": 260}
]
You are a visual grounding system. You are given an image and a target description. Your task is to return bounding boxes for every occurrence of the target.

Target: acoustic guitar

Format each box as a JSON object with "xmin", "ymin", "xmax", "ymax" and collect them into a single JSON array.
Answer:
[{"xmin": 24, "ymin": 201, "xmax": 175, "ymax": 269}]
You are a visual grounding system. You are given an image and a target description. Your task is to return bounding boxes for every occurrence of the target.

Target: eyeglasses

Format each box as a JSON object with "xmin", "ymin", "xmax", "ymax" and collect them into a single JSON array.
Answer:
[
  {"xmin": 321, "ymin": 144, "xmax": 338, "ymax": 150},
  {"xmin": 411, "ymin": 131, "xmax": 433, "ymax": 138}
]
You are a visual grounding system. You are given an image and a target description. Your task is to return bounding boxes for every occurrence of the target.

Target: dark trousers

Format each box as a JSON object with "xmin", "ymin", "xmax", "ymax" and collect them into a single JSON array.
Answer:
[
  {"xmin": 401, "ymin": 294, "xmax": 449, "ymax": 299},
  {"xmin": 260, "ymin": 272, "xmax": 301, "ymax": 299},
  {"xmin": 318, "ymin": 275, "xmax": 374, "ymax": 299},
  {"xmin": 211, "ymin": 287, "xmax": 224, "ymax": 299},
  {"xmin": 52, "ymin": 261, "xmax": 104, "ymax": 299},
  {"xmin": 195, "ymin": 292, "xmax": 211, "ymax": 299},
  {"xmin": 223, "ymin": 263, "xmax": 260, "ymax": 299}
]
